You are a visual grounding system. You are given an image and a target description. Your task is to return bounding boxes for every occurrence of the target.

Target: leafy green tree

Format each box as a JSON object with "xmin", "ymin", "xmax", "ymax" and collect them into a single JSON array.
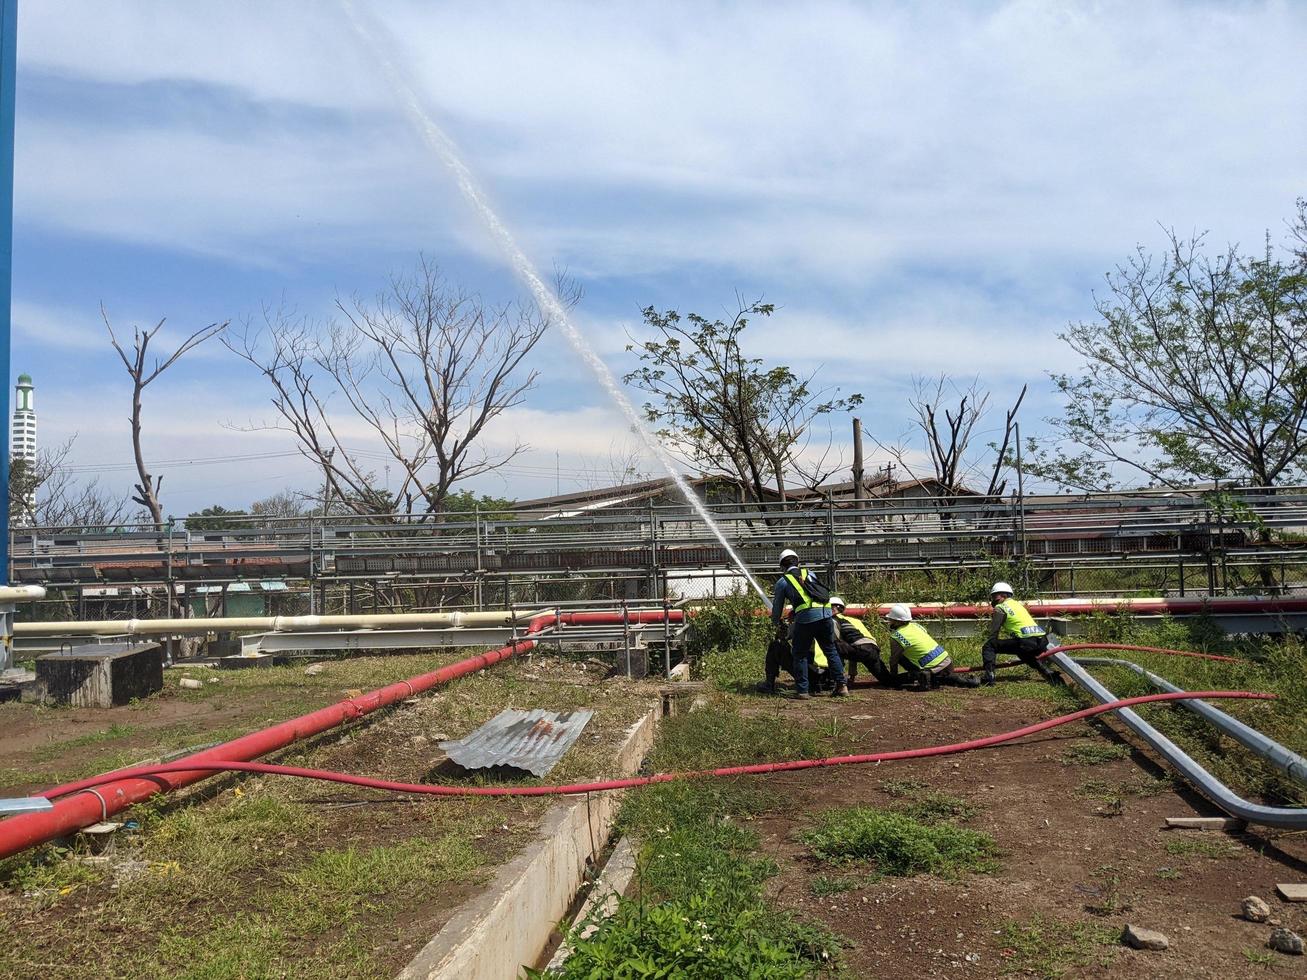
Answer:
[
  {"xmin": 624, "ymin": 299, "xmax": 862, "ymax": 502},
  {"xmin": 1026, "ymin": 212, "xmax": 1307, "ymax": 490},
  {"xmin": 185, "ymin": 505, "xmax": 250, "ymax": 531},
  {"xmin": 440, "ymin": 488, "xmax": 515, "ymax": 518}
]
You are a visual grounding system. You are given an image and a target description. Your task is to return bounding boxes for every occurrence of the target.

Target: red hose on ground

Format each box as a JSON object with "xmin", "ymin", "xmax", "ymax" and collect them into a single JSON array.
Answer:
[
  {"xmin": 38, "ymin": 690, "xmax": 1273, "ymax": 800},
  {"xmin": 949, "ymin": 642, "xmax": 1241, "ymax": 673}
]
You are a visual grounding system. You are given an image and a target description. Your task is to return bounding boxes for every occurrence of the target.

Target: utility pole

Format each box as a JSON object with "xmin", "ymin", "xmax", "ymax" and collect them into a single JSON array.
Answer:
[
  {"xmin": 0, "ymin": 0, "xmax": 18, "ymax": 674},
  {"xmin": 851, "ymin": 417, "xmax": 865, "ymax": 504}
]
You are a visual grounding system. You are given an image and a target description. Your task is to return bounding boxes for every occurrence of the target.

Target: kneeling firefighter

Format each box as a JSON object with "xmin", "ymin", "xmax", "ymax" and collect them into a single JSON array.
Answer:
[
  {"xmin": 829, "ymin": 596, "xmax": 891, "ymax": 685},
  {"xmin": 884, "ymin": 604, "xmax": 980, "ymax": 689},
  {"xmin": 760, "ymin": 619, "xmax": 836, "ymax": 694},
  {"xmin": 980, "ymin": 582, "xmax": 1061, "ymax": 686},
  {"xmin": 766, "ymin": 549, "xmax": 847, "ymax": 700}
]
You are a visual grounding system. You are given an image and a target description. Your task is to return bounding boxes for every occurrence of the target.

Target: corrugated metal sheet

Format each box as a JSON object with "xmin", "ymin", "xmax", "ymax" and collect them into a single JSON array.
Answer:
[{"xmin": 439, "ymin": 709, "xmax": 594, "ymax": 777}]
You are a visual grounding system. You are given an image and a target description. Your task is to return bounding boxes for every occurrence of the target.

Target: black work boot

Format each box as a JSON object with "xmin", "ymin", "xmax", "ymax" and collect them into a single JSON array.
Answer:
[
  {"xmin": 980, "ymin": 670, "xmax": 996, "ymax": 686},
  {"xmin": 756, "ymin": 679, "xmax": 777, "ymax": 695}
]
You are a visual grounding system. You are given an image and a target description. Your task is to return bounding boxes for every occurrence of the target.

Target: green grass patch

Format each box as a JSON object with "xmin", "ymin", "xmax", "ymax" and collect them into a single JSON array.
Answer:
[
  {"xmin": 1242, "ymin": 946, "xmax": 1279, "ymax": 969},
  {"xmin": 998, "ymin": 914, "xmax": 1117, "ymax": 977},
  {"xmin": 1061, "ymin": 742, "xmax": 1130, "ymax": 766},
  {"xmin": 800, "ymin": 806, "xmax": 999, "ymax": 877},
  {"xmin": 810, "ymin": 874, "xmax": 860, "ymax": 897},
  {"xmin": 1163, "ymin": 836, "xmax": 1241, "ymax": 860},
  {"xmin": 877, "ymin": 778, "xmax": 978, "ymax": 822},
  {"xmin": 0, "ymin": 846, "xmax": 106, "ymax": 909},
  {"xmin": 569, "ymin": 703, "xmax": 839, "ymax": 977}
]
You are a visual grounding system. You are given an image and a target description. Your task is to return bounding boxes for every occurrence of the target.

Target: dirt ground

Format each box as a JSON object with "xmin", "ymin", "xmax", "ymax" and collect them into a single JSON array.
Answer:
[{"xmin": 743, "ymin": 682, "xmax": 1307, "ymax": 979}]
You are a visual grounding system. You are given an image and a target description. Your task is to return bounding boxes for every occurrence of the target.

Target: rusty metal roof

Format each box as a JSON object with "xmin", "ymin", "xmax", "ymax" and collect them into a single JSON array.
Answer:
[{"xmin": 439, "ymin": 709, "xmax": 594, "ymax": 777}]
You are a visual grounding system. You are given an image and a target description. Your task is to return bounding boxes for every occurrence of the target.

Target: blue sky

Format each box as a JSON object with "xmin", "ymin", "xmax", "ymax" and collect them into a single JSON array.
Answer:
[{"xmin": 9, "ymin": 0, "xmax": 1307, "ymax": 513}]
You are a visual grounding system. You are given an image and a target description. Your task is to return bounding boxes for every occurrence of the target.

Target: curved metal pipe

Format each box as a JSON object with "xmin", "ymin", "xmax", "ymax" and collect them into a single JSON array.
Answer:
[
  {"xmin": 1073, "ymin": 656, "xmax": 1307, "ymax": 787},
  {"xmin": 1051, "ymin": 652, "xmax": 1307, "ymax": 828}
]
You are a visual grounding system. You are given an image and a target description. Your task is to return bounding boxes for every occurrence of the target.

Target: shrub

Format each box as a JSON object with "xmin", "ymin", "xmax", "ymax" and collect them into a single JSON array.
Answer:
[{"xmin": 801, "ymin": 806, "xmax": 999, "ymax": 877}]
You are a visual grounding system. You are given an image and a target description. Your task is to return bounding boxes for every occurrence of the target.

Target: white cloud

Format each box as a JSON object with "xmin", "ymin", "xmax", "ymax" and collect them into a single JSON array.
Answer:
[
  {"xmin": 16, "ymin": 1, "xmax": 1305, "ymax": 279},
  {"xmin": 11, "ymin": 0, "xmax": 1306, "ymax": 499}
]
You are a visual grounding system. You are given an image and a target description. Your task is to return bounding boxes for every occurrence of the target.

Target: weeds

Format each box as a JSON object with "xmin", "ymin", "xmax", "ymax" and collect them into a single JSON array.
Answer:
[
  {"xmin": 801, "ymin": 806, "xmax": 999, "ymax": 877},
  {"xmin": 810, "ymin": 874, "xmax": 859, "ymax": 897},
  {"xmin": 877, "ymin": 778, "xmax": 978, "ymax": 821},
  {"xmin": 999, "ymin": 914, "xmax": 1117, "ymax": 977},
  {"xmin": 583, "ymin": 704, "xmax": 840, "ymax": 977},
  {"xmin": 1242, "ymin": 946, "xmax": 1279, "ymax": 969},
  {"xmin": 1061, "ymin": 742, "xmax": 1130, "ymax": 766},
  {"xmin": 1164, "ymin": 836, "xmax": 1241, "ymax": 860}
]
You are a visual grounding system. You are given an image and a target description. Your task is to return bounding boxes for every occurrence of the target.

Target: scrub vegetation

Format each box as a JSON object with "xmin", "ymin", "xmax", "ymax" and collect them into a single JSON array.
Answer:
[
  {"xmin": 800, "ymin": 806, "xmax": 998, "ymax": 877},
  {"xmin": 544, "ymin": 705, "xmax": 841, "ymax": 978},
  {"xmin": 998, "ymin": 914, "xmax": 1117, "ymax": 978}
]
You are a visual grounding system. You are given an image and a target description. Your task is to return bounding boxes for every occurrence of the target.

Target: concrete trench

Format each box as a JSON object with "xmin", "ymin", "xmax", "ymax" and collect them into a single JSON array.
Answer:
[{"xmin": 397, "ymin": 704, "xmax": 660, "ymax": 980}]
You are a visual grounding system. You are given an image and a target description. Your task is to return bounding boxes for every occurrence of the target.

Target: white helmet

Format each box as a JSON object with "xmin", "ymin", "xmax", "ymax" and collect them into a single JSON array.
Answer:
[
  {"xmin": 829, "ymin": 595, "xmax": 846, "ymax": 609},
  {"xmin": 778, "ymin": 548, "xmax": 798, "ymax": 568},
  {"xmin": 990, "ymin": 581, "xmax": 1014, "ymax": 597},
  {"xmin": 885, "ymin": 603, "xmax": 912, "ymax": 623}
]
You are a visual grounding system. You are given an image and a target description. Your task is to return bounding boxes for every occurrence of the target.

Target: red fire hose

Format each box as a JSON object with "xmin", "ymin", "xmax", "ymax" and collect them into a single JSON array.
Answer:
[{"xmin": 37, "ymin": 690, "xmax": 1273, "ymax": 800}]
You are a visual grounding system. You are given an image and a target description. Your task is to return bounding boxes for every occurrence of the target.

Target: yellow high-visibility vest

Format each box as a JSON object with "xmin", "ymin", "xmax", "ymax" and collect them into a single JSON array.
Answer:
[
  {"xmin": 996, "ymin": 599, "xmax": 1045, "ymax": 639},
  {"xmin": 784, "ymin": 569, "xmax": 830, "ymax": 613},
  {"xmin": 889, "ymin": 621, "xmax": 948, "ymax": 670},
  {"xmin": 809, "ymin": 640, "xmax": 829, "ymax": 669},
  {"xmin": 836, "ymin": 613, "xmax": 874, "ymax": 640}
]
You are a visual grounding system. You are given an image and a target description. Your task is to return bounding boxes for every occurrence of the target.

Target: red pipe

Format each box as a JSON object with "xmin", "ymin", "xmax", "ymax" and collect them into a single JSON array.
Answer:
[
  {"xmin": 846, "ymin": 597, "xmax": 1307, "ymax": 619},
  {"xmin": 37, "ymin": 690, "xmax": 1273, "ymax": 800}
]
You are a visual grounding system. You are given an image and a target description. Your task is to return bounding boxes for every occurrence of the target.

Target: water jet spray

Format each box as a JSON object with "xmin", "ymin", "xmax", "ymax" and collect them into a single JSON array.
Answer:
[{"xmin": 339, "ymin": 1, "xmax": 767, "ymax": 602}]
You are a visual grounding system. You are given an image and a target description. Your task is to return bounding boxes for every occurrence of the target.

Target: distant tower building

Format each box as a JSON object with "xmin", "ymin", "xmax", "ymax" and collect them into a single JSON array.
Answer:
[
  {"xmin": 12, "ymin": 373, "xmax": 35, "ymax": 460},
  {"xmin": 11, "ymin": 373, "xmax": 36, "ymax": 522}
]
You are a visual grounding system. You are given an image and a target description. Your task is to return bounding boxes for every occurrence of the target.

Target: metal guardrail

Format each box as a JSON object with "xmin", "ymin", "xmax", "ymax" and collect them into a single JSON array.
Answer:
[
  {"xmin": 1053, "ymin": 653, "xmax": 1307, "ymax": 828},
  {"xmin": 9, "ymin": 487, "xmax": 1307, "ymax": 601}
]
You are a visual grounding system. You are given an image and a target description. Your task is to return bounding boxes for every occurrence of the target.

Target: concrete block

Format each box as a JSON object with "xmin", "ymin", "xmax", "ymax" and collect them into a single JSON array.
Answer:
[
  {"xmin": 216, "ymin": 653, "xmax": 287, "ymax": 669},
  {"xmin": 35, "ymin": 643, "xmax": 163, "ymax": 707},
  {"xmin": 1276, "ymin": 883, "xmax": 1307, "ymax": 902},
  {"xmin": 1164, "ymin": 816, "xmax": 1246, "ymax": 831}
]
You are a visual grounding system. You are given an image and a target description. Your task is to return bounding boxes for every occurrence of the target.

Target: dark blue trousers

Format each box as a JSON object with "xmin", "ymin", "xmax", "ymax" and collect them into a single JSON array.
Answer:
[{"xmin": 791, "ymin": 616, "xmax": 844, "ymax": 694}]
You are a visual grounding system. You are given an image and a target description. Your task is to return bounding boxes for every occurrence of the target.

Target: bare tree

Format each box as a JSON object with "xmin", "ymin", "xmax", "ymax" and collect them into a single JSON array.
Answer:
[
  {"xmin": 871, "ymin": 376, "xmax": 1026, "ymax": 497},
  {"xmin": 104, "ymin": 310, "xmax": 227, "ymax": 527},
  {"xmin": 9, "ymin": 438, "xmax": 129, "ymax": 529},
  {"xmin": 227, "ymin": 259, "xmax": 574, "ymax": 519}
]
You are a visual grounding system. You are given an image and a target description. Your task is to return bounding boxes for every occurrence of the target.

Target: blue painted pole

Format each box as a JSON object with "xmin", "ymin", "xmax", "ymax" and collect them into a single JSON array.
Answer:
[{"xmin": 0, "ymin": 0, "xmax": 14, "ymax": 589}]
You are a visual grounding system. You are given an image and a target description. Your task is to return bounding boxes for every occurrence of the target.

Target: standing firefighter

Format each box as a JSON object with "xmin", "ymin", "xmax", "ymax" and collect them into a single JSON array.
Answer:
[
  {"xmin": 980, "ymin": 582, "xmax": 1061, "ymax": 686},
  {"xmin": 883, "ymin": 604, "xmax": 980, "ymax": 689},
  {"xmin": 830, "ymin": 596, "xmax": 891, "ymax": 685},
  {"xmin": 769, "ymin": 549, "xmax": 847, "ymax": 699}
]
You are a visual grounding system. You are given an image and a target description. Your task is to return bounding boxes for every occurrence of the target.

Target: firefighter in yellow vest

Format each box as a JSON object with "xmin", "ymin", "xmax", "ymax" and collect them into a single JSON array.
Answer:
[
  {"xmin": 884, "ymin": 604, "xmax": 980, "ymax": 689},
  {"xmin": 768, "ymin": 549, "xmax": 847, "ymax": 699},
  {"xmin": 829, "ymin": 596, "xmax": 891, "ymax": 685},
  {"xmin": 980, "ymin": 582, "xmax": 1061, "ymax": 686}
]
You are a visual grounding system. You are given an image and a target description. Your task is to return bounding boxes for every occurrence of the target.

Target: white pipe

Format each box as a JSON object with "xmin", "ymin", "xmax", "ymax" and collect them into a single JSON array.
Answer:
[
  {"xmin": 0, "ymin": 585, "xmax": 46, "ymax": 603},
  {"xmin": 14, "ymin": 609, "xmax": 536, "ymax": 637}
]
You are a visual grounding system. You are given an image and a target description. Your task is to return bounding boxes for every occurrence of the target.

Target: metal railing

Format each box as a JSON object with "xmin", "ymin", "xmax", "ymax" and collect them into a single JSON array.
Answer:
[{"xmin": 9, "ymin": 486, "xmax": 1307, "ymax": 606}]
